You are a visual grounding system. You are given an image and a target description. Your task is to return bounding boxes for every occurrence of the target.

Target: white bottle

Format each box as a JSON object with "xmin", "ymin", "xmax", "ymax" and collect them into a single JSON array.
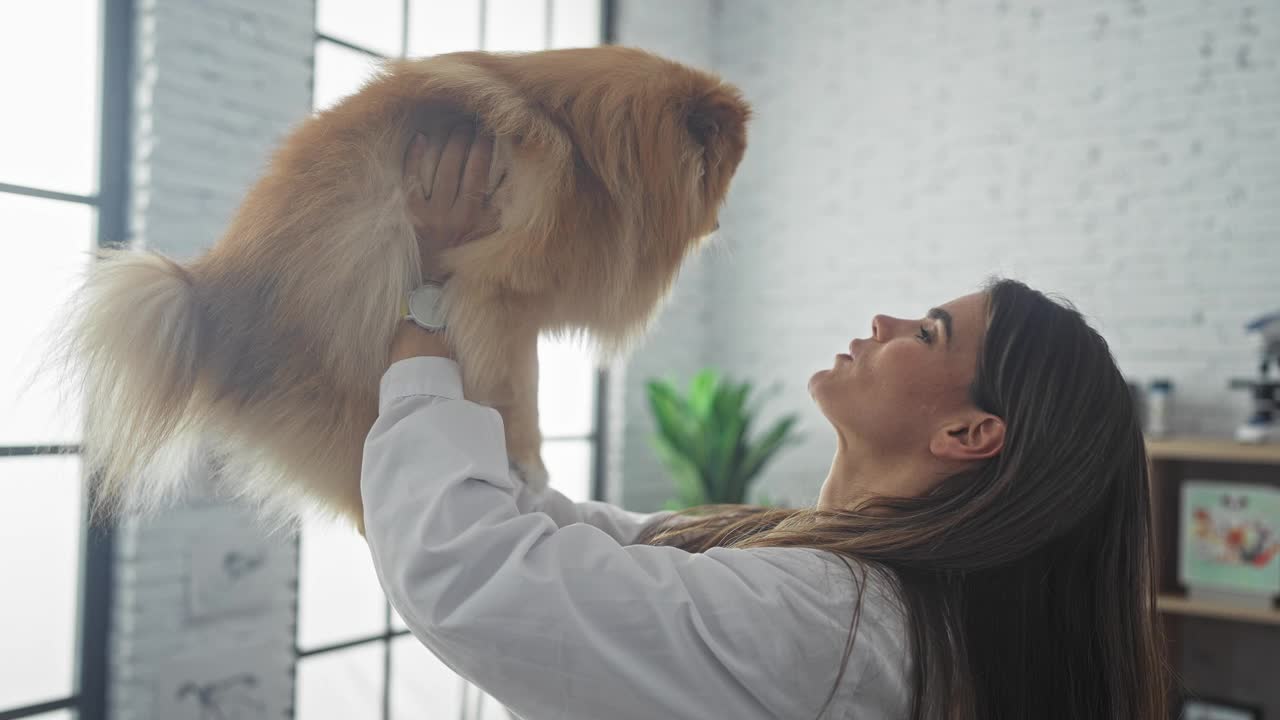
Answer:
[{"xmin": 1147, "ymin": 379, "xmax": 1173, "ymax": 438}]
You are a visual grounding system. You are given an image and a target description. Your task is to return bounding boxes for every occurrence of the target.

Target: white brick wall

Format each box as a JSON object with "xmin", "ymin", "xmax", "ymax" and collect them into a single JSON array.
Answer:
[
  {"xmin": 110, "ymin": 0, "xmax": 313, "ymax": 717},
  {"xmin": 615, "ymin": 0, "xmax": 1280, "ymax": 510}
]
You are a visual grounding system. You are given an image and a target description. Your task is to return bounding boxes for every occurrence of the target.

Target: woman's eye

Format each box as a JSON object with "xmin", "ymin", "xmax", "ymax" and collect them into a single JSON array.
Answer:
[{"xmin": 917, "ymin": 325, "xmax": 933, "ymax": 344}]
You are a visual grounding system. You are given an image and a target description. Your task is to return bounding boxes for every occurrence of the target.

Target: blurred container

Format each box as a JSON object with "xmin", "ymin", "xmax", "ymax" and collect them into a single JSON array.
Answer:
[{"xmin": 1147, "ymin": 379, "xmax": 1173, "ymax": 438}]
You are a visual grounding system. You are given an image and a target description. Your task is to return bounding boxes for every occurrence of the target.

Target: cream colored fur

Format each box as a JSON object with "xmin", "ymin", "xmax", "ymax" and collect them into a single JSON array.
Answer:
[{"xmin": 59, "ymin": 46, "xmax": 750, "ymax": 529}]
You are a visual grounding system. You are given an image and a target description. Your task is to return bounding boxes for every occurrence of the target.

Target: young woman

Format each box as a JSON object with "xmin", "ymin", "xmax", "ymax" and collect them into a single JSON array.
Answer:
[{"xmin": 362, "ymin": 126, "xmax": 1169, "ymax": 719}]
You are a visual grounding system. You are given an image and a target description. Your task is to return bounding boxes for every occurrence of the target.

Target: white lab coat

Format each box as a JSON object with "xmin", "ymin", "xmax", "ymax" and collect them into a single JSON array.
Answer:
[{"xmin": 362, "ymin": 357, "xmax": 911, "ymax": 720}]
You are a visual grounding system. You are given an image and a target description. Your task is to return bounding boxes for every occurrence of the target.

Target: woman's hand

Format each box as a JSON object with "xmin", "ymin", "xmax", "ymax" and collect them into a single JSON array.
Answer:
[
  {"xmin": 391, "ymin": 124, "xmax": 499, "ymax": 366},
  {"xmin": 403, "ymin": 122, "xmax": 500, "ymax": 282}
]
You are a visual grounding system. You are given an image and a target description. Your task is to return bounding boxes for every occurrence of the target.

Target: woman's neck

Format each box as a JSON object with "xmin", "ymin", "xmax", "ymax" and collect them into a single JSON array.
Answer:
[{"xmin": 821, "ymin": 436, "xmax": 943, "ymax": 510}]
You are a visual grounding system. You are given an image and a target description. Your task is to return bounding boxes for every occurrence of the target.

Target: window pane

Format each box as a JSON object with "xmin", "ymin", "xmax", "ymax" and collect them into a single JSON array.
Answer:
[
  {"xmin": 407, "ymin": 0, "xmax": 482, "ymax": 57},
  {"xmin": 544, "ymin": 439, "xmax": 592, "ymax": 503},
  {"xmin": 390, "ymin": 636, "xmax": 465, "ymax": 719},
  {"xmin": 475, "ymin": 687, "xmax": 513, "ymax": 720},
  {"xmin": 295, "ymin": 643, "xmax": 384, "ymax": 720},
  {"xmin": 316, "ymin": 0, "xmax": 404, "ymax": 57},
  {"xmin": 484, "ymin": 0, "xmax": 548, "ymax": 51},
  {"xmin": 0, "ymin": 0, "xmax": 100, "ymax": 195},
  {"xmin": 0, "ymin": 456, "xmax": 83, "ymax": 710},
  {"xmin": 297, "ymin": 514, "xmax": 387, "ymax": 650},
  {"xmin": 550, "ymin": 0, "xmax": 601, "ymax": 48},
  {"xmin": 537, "ymin": 336, "xmax": 596, "ymax": 437},
  {"xmin": 313, "ymin": 39, "xmax": 384, "ymax": 113},
  {"xmin": 0, "ymin": 194, "xmax": 93, "ymax": 446}
]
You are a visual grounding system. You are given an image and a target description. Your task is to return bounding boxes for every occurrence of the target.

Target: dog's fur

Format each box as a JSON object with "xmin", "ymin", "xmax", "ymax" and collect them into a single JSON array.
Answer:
[{"xmin": 60, "ymin": 46, "xmax": 749, "ymax": 527}]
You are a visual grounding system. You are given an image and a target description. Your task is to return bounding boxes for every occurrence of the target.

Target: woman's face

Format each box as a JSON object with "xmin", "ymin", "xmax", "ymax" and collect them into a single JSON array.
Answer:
[{"xmin": 809, "ymin": 292, "xmax": 1002, "ymax": 506}]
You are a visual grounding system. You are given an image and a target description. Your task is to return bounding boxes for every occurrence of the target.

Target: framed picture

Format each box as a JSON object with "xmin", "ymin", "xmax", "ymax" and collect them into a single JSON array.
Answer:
[
  {"xmin": 1179, "ymin": 480, "xmax": 1280, "ymax": 600},
  {"xmin": 1179, "ymin": 695, "xmax": 1261, "ymax": 720}
]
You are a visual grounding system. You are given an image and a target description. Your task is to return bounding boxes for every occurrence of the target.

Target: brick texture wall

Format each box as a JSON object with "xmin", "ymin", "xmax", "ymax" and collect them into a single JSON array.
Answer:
[
  {"xmin": 615, "ymin": 0, "xmax": 1280, "ymax": 511},
  {"xmin": 109, "ymin": 0, "xmax": 313, "ymax": 717}
]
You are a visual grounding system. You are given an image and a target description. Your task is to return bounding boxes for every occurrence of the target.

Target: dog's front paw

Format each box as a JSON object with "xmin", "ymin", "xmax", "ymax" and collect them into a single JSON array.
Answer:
[{"xmin": 511, "ymin": 457, "xmax": 550, "ymax": 492}]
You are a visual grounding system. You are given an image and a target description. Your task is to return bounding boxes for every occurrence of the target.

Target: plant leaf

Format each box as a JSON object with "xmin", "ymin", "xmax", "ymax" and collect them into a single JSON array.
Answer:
[
  {"xmin": 650, "ymin": 435, "xmax": 707, "ymax": 508},
  {"xmin": 687, "ymin": 369, "xmax": 718, "ymax": 421},
  {"xmin": 737, "ymin": 415, "xmax": 800, "ymax": 497},
  {"xmin": 647, "ymin": 380, "xmax": 698, "ymax": 460},
  {"xmin": 705, "ymin": 379, "xmax": 748, "ymax": 502},
  {"xmin": 646, "ymin": 370, "xmax": 802, "ymax": 509}
]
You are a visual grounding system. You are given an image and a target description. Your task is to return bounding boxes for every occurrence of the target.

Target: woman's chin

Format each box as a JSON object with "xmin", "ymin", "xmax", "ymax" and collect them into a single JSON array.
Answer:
[{"xmin": 807, "ymin": 368, "xmax": 830, "ymax": 396}]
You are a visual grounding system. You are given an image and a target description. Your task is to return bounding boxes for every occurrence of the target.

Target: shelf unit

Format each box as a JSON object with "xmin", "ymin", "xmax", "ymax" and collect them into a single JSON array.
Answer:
[
  {"xmin": 1157, "ymin": 595, "xmax": 1280, "ymax": 627},
  {"xmin": 1146, "ymin": 436, "xmax": 1279, "ymax": 712},
  {"xmin": 1147, "ymin": 437, "xmax": 1280, "ymax": 465}
]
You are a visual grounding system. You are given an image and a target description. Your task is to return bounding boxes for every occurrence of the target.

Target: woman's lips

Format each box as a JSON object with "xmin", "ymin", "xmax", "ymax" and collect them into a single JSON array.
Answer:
[{"xmin": 838, "ymin": 339, "xmax": 866, "ymax": 364}]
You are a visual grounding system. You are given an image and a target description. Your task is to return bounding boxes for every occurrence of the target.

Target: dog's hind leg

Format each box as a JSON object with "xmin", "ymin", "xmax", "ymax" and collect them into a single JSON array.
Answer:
[{"xmin": 497, "ymin": 325, "xmax": 548, "ymax": 492}]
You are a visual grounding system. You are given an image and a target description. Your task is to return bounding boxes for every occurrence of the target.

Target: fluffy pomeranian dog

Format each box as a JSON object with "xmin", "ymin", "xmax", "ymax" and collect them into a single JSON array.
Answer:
[{"xmin": 61, "ymin": 46, "xmax": 749, "ymax": 528}]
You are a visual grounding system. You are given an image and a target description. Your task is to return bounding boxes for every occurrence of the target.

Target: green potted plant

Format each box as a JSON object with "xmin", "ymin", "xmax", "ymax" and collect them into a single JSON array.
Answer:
[{"xmin": 646, "ymin": 369, "xmax": 801, "ymax": 510}]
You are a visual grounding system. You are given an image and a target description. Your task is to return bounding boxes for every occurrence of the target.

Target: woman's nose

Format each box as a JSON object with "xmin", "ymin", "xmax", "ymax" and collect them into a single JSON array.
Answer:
[
  {"xmin": 871, "ymin": 314, "xmax": 886, "ymax": 341},
  {"xmin": 871, "ymin": 314, "xmax": 899, "ymax": 341}
]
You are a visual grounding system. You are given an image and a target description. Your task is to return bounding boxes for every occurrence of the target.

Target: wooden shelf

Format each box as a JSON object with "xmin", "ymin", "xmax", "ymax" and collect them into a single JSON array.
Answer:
[
  {"xmin": 1146, "ymin": 437, "xmax": 1280, "ymax": 465},
  {"xmin": 1158, "ymin": 594, "xmax": 1280, "ymax": 626}
]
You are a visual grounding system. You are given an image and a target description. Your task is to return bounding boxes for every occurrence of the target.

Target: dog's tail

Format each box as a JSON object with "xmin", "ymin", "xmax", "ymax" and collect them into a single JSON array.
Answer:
[{"xmin": 59, "ymin": 249, "xmax": 208, "ymax": 519}]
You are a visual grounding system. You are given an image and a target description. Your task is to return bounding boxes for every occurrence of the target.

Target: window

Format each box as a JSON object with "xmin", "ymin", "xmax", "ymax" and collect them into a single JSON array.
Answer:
[
  {"xmin": 295, "ymin": 2, "xmax": 606, "ymax": 718},
  {"xmin": 0, "ymin": 1, "xmax": 128, "ymax": 719}
]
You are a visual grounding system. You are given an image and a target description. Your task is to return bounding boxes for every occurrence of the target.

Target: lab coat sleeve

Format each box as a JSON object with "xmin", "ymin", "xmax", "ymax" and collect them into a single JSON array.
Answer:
[
  {"xmin": 361, "ymin": 357, "xmax": 862, "ymax": 720},
  {"xmin": 512, "ymin": 480, "xmax": 677, "ymax": 546}
]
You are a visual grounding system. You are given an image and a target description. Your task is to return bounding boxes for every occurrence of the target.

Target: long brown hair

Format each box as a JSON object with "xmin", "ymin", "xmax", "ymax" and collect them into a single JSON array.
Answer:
[{"xmin": 634, "ymin": 279, "xmax": 1168, "ymax": 719}]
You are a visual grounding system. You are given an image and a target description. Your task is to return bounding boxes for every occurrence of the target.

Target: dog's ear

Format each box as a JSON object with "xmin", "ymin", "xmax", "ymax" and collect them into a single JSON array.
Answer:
[
  {"xmin": 685, "ymin": 87, "xmax": 751, "ymax": 150},
  {"xmin": 685, "ymin": 87, "xmax": 750, "ymax": 195}
]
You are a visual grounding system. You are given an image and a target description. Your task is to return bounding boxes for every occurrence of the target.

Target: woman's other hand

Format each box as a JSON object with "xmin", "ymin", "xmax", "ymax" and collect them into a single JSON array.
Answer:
[
  {"xmin": 392, "ymin": 124, "xmax": 498, "ymax": 365},
  {"xmin": 403, "ymin": 123, "xmax": 500, "ymax": 281}
]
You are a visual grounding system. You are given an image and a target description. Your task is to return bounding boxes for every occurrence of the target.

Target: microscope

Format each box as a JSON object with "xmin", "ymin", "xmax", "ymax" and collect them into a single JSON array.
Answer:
[{"xmin": 1230, "ymin": 312, "xmax": 1280, "ymax": 444}]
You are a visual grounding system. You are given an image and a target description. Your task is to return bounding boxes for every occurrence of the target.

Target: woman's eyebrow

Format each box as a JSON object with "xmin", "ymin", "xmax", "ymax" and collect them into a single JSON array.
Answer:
[{"xmin": 928, "ymin": 308, "xmax": 953, "ymax": 345}]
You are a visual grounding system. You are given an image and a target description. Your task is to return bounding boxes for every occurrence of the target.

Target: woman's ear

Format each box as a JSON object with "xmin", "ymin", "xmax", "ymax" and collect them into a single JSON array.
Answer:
[{"xmin": 930, "ymin": 412, "xmax": 1005, "ymax": 463}]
